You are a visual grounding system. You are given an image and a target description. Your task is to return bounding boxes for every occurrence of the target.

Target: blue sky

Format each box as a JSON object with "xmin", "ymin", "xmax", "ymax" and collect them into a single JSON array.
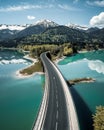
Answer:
[{"xmin": 0, "ymin": 0, "xmax": 104, "ymax": 27}]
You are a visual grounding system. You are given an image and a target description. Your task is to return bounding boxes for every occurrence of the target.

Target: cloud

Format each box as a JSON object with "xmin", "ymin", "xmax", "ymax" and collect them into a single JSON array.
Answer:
[
  {"xmin": 87, "ymin": 0, "xmax": 104, "ymax": 7},
  {"xmin": 0, "ymin": 4, "xmax": 53, "ymax": 12},
  {"xmin": 90, "ymin": 12, "xmax": 104, "ymax": 27},
  {"xmin": 58, "ymin": 4, "xmax": 81, "ymax": 11},
  {"xmin": 88, "ymin": 60, "xmax": 104, "ymax": 74},
  {"xmin": 0, "ymin": 3, "xmax": 81, "ymax": 12},
  {"xmin": 27, "ymin": 15, "xmax": 35, "ymax": 20}
]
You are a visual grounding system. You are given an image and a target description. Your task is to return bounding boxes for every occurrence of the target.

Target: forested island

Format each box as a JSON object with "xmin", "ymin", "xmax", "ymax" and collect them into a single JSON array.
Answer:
[{"xmin": 68, "ymin": 77, "xmax": 96, "ymax": 85}]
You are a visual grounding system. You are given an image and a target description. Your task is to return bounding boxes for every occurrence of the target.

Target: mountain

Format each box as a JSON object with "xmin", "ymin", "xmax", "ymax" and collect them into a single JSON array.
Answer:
[
  {"xmin": 0, "ymin": 24, "xmax": 28, "ymax": 31},
  {"xmin": 0, "ymin": 24, "xmax": 29, "ymax": 40},
  {"xmin": 86, "ymin": 27, "xmax": 99, "ymax": 33},
  {"xmin": 0, "ymin": 19, "xmax": 104, "ymax": 48},
  {"xmin": 35, "ymin": 19, "xmax": 59, "ymax": 27},
  {"xmin": 90, "ymin": 28, "xmax": 104, "ymax": 42},
  {"xmin": 0, "ymin": 29, "xmax": 18, "ymax": 40},
  {"xmin": 18, "ymin": 25, "xmax": 89, "ymax": 44},
  {"xmin": 15, "ymin": 19, "xmax": 59, "ymax": 38},
  {"xmin": 18, "ymin": 25, "xmax": 104, "ymax": 46},
  {"xmin": 66, "ymin": 23, "xmax": 88, "ymax": 31}
]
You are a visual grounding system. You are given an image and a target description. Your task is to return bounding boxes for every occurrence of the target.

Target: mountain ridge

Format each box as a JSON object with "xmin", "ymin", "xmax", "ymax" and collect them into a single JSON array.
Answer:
[
  {"xmin": 0, "ymin": 19, "xmax": 104, "ymax": 48},
  {"xmin": 0, "ymin": 19, "xmax": 59, "ymax": 40}
]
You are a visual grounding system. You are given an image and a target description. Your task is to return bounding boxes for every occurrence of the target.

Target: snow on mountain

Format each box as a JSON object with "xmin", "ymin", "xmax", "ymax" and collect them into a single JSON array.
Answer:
[
  {"xmin": 0, "ymin": 24, "xmax": 29, "ymax": 31},
  {"xmin": 66, "ymin": 23, "xmax": 88, "ymax": 31},
  {"xmin": 35, "ymin": 19, "xmax": 59, "ymax": 27},
  {"xmin": 0, "ymin": 20, "xmax": 89, "ymax": 32},
  {"xmin": 0, "ymin": 20, "xmax": 58, "ymax": 31}
]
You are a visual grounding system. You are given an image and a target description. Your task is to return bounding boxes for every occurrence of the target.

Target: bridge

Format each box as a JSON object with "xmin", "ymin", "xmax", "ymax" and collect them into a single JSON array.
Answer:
[{"xmin": 32, "ymin": 52, "xmax": 80, "ymax": 130}]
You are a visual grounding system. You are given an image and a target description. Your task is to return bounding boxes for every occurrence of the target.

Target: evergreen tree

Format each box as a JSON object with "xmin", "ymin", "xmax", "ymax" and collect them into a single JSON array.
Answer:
[{"xmin": 93, "ymin": 106, "xmax": 104, "ymax": 130}]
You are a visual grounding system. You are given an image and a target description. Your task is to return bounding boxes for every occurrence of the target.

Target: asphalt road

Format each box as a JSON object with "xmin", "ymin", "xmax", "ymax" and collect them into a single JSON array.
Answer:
[{"xmin": 41, "ymin": 53, "xmax": 69, "ymax": 130}]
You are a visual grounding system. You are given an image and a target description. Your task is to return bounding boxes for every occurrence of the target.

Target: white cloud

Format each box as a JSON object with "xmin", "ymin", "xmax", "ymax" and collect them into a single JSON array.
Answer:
[
  {"xmin": 58, "ymin": 4, "xmax": 81, "ymax": 11},
  {"xmin": 87, "ymin": 0, "xmax": 104, "ymax": 7},
  {"xmin": 90, "ymin": 12, "xmax": 104, "ymax": 27},
  {"xmin": 88, "ymin": 60, "xmax": 104, "ymax": 74},
  {"xmin": 0, "ymin": 3, "xmax": 81, "ymax": 12},
  {"xmin": 27, "ymin": 15, "xmax": 35, "ymax": 20},
  {"xmin": 0, "ymin": 4, "xmax": 53, "ymax": 12}
]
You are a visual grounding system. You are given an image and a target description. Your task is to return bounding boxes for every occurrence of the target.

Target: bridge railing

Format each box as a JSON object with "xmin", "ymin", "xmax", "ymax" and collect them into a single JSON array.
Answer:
[
  {"xmin": 32, "ymin": 54, "xmax": 49, "ymax": 130},
  {"xmin": 47, "ymin": 56, "xmax": 80, "ymax": 130},
  {"xmin": 32, "ymin": 52, "xmax": 79, "ymax": 130}
]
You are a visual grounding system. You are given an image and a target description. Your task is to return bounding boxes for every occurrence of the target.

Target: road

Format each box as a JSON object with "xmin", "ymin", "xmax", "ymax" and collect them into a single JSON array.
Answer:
[{"xmin": 41, "ymin": 53, "xmax": 69, "ymax": 130}]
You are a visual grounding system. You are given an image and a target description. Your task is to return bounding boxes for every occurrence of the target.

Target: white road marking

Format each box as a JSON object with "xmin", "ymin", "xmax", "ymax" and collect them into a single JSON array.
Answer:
[
  {"xmin": 56, "ymin": 110, "xmax": 58, "ymax": 120},
  {"xmin": 55, "ymin": 122, "xmax": 58, "ymax": 130},
  {"xmin": 56, "ymin": 94, "xmax": 58, "ymax": 100},
  {"xmin": 53, "ymin": 76, "xmax": 55, "ymax": 79}
]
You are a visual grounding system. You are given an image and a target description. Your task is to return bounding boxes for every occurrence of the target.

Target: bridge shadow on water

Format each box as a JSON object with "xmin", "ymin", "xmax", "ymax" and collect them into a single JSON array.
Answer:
[{"xmin": 69, "ymin": 86, "xmax": 94, "ymax": 130}]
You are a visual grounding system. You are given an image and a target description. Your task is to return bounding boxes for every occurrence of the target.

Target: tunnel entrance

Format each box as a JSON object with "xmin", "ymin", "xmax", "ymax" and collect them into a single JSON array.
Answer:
[{"xmin": 46, "ymin": 52, "xmax": 52, "ymax": 60}]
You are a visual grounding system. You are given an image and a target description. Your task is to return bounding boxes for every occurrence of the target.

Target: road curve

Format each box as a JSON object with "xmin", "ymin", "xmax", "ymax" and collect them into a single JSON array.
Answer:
[
  {"xmin": 32, "ymin": 52, "xmax": 80, "ymax": 130},
  {"xmin": 41, "ymin": 52, "xmax": 69, "ymax": 130}
]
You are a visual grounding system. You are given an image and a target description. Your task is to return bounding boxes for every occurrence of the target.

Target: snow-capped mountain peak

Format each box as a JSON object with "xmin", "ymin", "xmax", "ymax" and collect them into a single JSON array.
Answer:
[
  {"xmin": 66, "ymin": 23, "xmax": 88, "ymax": 31},
  {"xmin": 35, "ymin": 19, "xmax": 59, "ymax": 27},
  {"xmin": 0, "ymin": 24, "xmax": 28, "ymax": 31}
]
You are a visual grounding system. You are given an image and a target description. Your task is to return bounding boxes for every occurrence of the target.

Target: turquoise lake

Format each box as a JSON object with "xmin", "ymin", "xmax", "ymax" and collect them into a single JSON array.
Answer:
[
  {"xmin": 0, "ymin": 49, "xmax": 104, "ymax": 130},
  {"xmin": 58, "ymin": 50, "xmax": 104, "ymax": 130},
  {"xmin": 0, "ymin": 50, "xmax": 43, "ymax": 130}
]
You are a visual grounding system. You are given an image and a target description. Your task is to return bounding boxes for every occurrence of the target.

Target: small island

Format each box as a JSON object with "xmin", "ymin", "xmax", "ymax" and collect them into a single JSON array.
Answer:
[
  {"xmin": 68, "ymin": 77, "xmax": 96, "ymax": 85},
  {"xmin": 17, "ymin": 54, "xmax": 43, "ymax": 77},
  {"xmin": 20, "ymin": 61, "xmax": 43, "ymax": 75}
]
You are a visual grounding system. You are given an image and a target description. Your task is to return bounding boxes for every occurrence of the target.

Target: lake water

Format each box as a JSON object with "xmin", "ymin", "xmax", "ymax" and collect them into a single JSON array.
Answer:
[
  {"xmin": 58, "ymin": 50, "xmax": 104, "ymax": 130},
  {"xmin": 0, "ymin": 50, "xmax": 43, "ymax": 130},
  {"xmin": 0, "ymin": 49, "xmax": 104, "ymax": 130}
]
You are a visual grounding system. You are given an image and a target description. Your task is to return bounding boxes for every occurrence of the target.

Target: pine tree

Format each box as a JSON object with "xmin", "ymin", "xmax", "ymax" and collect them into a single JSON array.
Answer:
[{"xmin": 93, "ymin": 106, "xmax": 104, "ymax": 130}]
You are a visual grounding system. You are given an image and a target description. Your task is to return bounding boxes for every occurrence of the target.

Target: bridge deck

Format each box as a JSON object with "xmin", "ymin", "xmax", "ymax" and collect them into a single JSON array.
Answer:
[{"xmin": 32, "ymin": 52, "xmax": 79, "ymax": 130}]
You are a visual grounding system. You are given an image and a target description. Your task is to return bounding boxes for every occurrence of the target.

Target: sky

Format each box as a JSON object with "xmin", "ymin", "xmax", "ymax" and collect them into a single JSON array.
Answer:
[{"xmin": 0, "ymin": 0, "xmax": 104, "ymax": 27}]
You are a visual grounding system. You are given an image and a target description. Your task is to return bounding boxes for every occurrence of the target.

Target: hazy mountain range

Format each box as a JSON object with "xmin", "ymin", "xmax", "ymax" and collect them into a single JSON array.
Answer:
[
  {"xmin": 0, "ymin": 19, "xmax": 104, "ymax": 47},
  {"xmin": 0, "ymin": 19, "xmax": 98, "ymax": 39},
  {"xmin": 0, "ymin": 20, "xmax": 59, "ymax": 39}
]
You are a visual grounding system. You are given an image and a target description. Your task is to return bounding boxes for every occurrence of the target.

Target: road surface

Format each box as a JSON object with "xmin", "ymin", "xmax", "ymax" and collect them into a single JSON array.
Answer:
[{"xmin": 41, "ymin": 53, "xmax": 69, "ymax": 130}]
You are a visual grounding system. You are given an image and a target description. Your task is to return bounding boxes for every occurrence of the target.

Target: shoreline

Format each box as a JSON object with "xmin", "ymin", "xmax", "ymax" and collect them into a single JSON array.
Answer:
[
  {"xmin": 78, "ymin": 48, "xmax": 104, "ymax": 53},
  {"xmin": 16, "ymin": 48, "xmax": 104, "ymax": 78},
  {"xmin": 23, "ymin": 55, "xmax": 37, "ymax": 62},
  {"xmin": 0, "ymin": 47, "xmax": 19, "ymax": 50},
  {"xmin": 54, "ymin": 56, "xmax": 66, "ymax": 64},
  {"xmin": 16, "ymin": 70, "xmax": 44, "ymax": 78},
  {"xmin": 54, "ymin": 48, "xmax": 104, "ymax": 64},
  {"xmin": 16, "ymin": 55, "xmax": 44, "ymax": 78}
]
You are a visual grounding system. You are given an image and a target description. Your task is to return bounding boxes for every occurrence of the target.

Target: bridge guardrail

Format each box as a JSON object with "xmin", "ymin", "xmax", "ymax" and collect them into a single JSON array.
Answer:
[
  {"xmin": 32, "ymin": 54, "xmax": 49, "ymax": 130},
  {"xmin": 32, "ymin": 52, "xmax": 80, "ymax": 130},
  {"xmin": 47, "ymin": 55, "xmax": 80, "ymax": 130}
]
